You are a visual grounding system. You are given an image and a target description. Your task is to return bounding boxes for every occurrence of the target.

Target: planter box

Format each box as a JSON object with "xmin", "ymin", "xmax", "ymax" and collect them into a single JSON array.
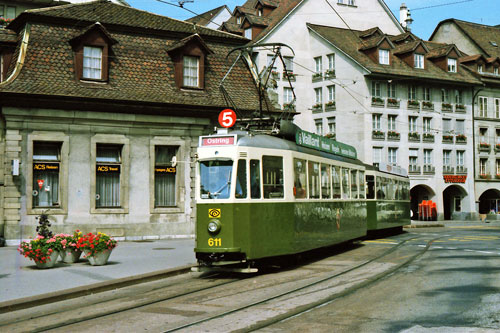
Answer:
[
  {"xmin": 442, "ymin": 136, "xmax": 454, "ymax": 143},
  {"xmin": 325, "ymin": 103, "xmax": 336, "ymax": 111},
  {"xmin": 408, "ymin": 133, "xmax": 420, "ymax": 142},
  {"xmin": 478, "ymin": 144, "xmax": 491, "ymax": 152},
  {"xmin": 408, "ymin": 101, "xmax": 420, "ymax": 110},
  {"xmin": 422, "ymin": 102, "xmax": 434, "ymax": 110},
  {"xmin": 312, "ymin": 74, "xmax": 323, "ymax": 82},
  {"xmin": 325, "ymin": 70, "xmax": 336, "ymax": 79},
  {"xmin": 455, "ymin": 105, "xmax": 466, "ymax": 113},
  {"xmin": 387, "ymin": 100, "xmax": 400, "ymax": 108},
  {"xmin": 312, "ymin": 105, "xmax": 323, "ymax": 113},
  {"xmin": 456, "ymin": 136, "xmax": 467, "ymax": 144},
  {"xmin": 442, "ymin": 104, "xmax": 453, "ymax": 112},
  {"xmin": 387, "ymin": 133, "xmax": 400, "ymax": 141},
  {"xmin": 372, "ymin": 131, "xmax": 385, "ymax": 140},
  {"xmin": 423, "ymin": 134, "xmax": 435, "ymax": 142},
  {"xmin": 282, "ymin": 72, "xmax": 296, "ymax": 82}
]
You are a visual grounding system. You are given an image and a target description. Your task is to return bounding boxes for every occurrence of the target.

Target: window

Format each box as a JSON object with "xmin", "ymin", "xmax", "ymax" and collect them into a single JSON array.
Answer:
[
  {"xmin": 308, "ymin": 161, "xmax": 320, "ymax": 199},
  {"xmin": 327, "ymin": 54, "xmax": 335, "ymax": 70},
  {"xmin": 283, "ymin": 87, "xmax": 294, "ymax": 106},
  {"xmin": 478, "ymin": 65, "xmax": 483, "ymax": 73},
  {"xmin": 448, "ymin": 58, "xmax": 457, "ymax": 72},
  {"xmin": 235, "ymin": 159, "xmax": 247, "ymax": 199},
  {"xmin": 348, "ymin": 0, "xmax": 355, "ymax": 5},
  {"xmin": 388, "ymin": 148, "xmax": 397, "ymax": 165},
  {"xmin": 388, "ymin": 115, "xmax": 397, "ymax": 131},
  {"xmin": 258, "ymin": 8, "xmax": 263, "ymax": 16},
  {"xmin": 494, "ymin": 67, "xmax": 499, "ymax": 75},
  {"xmin": 495, "ymin": 98, "xmax": 500, "ymax": 118},
  {"xmin": 351, "ymin": 169, "xmax": 358, "ymax": 199},
  {"xmin": 236, "ymin": 16, "xmax": 242, "ymax": 24},
  {"xmin": 154, "ymin": 146, "xmax": 177, "ymax": 206},
  {"xmin": 456, "ymin": 151, "xmax": 464, "ymax": 166},
  {"xmin": 321, "ymin": 164, "xmax": 331, "ymax": 199},
  {"xmin": 314, "ymin": 56, "xmax": 322, "ymax": 73},
  {"xmin": 328, "ymin": 117, "xmax": 336, "ymax": 135},
  {"xmin": 372, "ymin": 81, "xmax": 381, "ymax": 97},
  {"xmin": 409, "ymin": 149, "xmax": 418, "ymax": 166},
  {"xmin": 358, "ymin": 171, "xmax": 365, "ymax": 199},
  {"xmin": 423, "ymin": 117, "xmax": 432, "ymax": 133},
  {"xmin": 315, "ymin": 87, "xmax": 322, "ymax": 104},
  {"xmin": 455, "ymin": 90, "xmax": 463, "ymax": 104},
  {"xmin": 315, "ymin": 119, "xmax": 323, "ymax": 135},
  {"xmin": 379, "ymin": 49, "xmax": 390, "ymax": 65},
  {"xmin": 250, "ymin": 159, "xmax": 261, "ymax": 199},
  {"xmin": 441, "ymin": 89, "xmax": 449, "ymax": 103},
  {"xmin": 496, "ymin": 159, "xmax": 500, "ymax": 175},
  {"xmin": 409, "ymin": 116, "xmax": 417, "ymax": 132},
  {"xmin": 32, "ymin": 143, "xmax": 61, "ymax": 208},
  {"xmin": 244, "ymin": 28, "xmax": 252, "ymax": 39},
  {"xmin": 387, "ymin": 82, "xmax": 396, "ymax": 98},
  {"xmin": 414, "ymin": 53, "xmax": 424, "ymax": 69},
  {"xmin": 497, "ymin": 129, "xmax": 500, "ymax": 144},
  {"xmin": 480, "ymin": 128, "xmax": 487, "ymax": 143},
  {"xmin": 373, "ymin": 147, "xmax": 382, "ymax": 165},
  {"xmin": 423, "ymin": 87, "xmax": 431, "ymax": 101},
  {"xmin": 408, "ymin": 85, "xmax": 417, "ymax": 100},
  {"xmin": 327, "ymin": 85, "xmax": 335, "ymax": 102},
  {"xmin": 294, "ymin": 159, "xmax": 307, "ymax": 199},
  {"xmin": 337, "ymin": 0, "xmax": 344, "ymax": 4},
  {"xmin": 262, "ymin": 156, "xmax": 283, "ymax": 199},
  {"xmin": 183, "ymin": 55, "xmax": 199, "ymax": 87},
  {"xmin": 342, "ymin": 168, "xmax": 350, "ymax": 199},
  {"xmin": 443, "ymin": 118, "xmax": 451, "ymax": 134},
  {"xmin": 283, "ymin": 56, "xmax": 293, "ymax": 72},
  {"xmin": 424, "ymin": 149, "xmax": 433, "ymax": 164},
  {"xmin": 0, "ymin": 55, "xmax": 3, "ymax": 83},
  {"xmin": 96, "ymin": 145, "xmax": 122, "ymax": 208},
  {"xmin": 6, "ymin": 6, "xmax": 15, "ymax": 19},
  {"xmin": 372, "ymin": 114, "xmax": 381, "ymax": 130},
  {"xmin": 455, "ymin": 120, "xmax": 464, "ymax": 135},
  {"xmin": 479, "ymin": 96, "xmax": 488, "ymax": 117},
  {"xmin": 332, "ymin": 165, "xmax": 341, "ymax": 198},
  {"xmin": 83, "ymin": 46, "xmax": 102, "ymax": 80},
  {"xmin": 267, "ymin": 54, "xmax": 276, "ymax": 70},
  {"xmin": 443, "ymin": 150, "xmax": 451, "ymax": 166},
  {"xmin": 479, "ymin": 158, "xmax": 488, "ymax": 175}
]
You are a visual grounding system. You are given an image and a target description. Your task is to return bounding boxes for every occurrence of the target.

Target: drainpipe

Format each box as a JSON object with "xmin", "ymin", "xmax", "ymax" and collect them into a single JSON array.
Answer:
[{"xmin": 471, "ymin": 86, "xmax": 484, "ymax": 215}]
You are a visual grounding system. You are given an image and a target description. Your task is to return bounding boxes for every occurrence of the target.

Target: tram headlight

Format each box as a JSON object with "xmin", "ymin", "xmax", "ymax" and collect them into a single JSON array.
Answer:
[{"xmin": 208, "ymin": 220, "xmax": 221, "ymax": 235}]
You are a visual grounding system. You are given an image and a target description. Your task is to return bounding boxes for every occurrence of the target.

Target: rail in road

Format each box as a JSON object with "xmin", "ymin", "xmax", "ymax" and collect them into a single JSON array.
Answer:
[{"xmin": 1, "ymin": 233, "xmax": 439, "ymax": 332}]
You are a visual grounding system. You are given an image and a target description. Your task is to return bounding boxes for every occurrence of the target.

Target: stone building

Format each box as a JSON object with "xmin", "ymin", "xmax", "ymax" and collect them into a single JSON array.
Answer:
[{"xmin": 0, "ymin": 0, "xmax": 269, "ymax": 244}]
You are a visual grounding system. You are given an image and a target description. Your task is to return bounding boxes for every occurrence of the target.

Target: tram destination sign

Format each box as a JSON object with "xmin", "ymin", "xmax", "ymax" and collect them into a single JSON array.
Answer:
[
  {"xmin": 296, "ymin": 129, "xmax": 357, "ymax": 159},
  {"xmin": 200, "ymin": 135, "xmax": 236, "ymax": 147}
]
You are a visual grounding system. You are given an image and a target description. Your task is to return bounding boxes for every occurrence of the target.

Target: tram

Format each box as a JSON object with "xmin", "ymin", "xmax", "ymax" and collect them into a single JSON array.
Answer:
[{"xmin": 194, "ymin": 126, "xmax": 410, "ymax": 272}]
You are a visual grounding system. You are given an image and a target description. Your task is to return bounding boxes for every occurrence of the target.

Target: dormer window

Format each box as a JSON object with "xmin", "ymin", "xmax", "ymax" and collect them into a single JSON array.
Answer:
[
  {"xmin": 236, "ymin": 16, "xmax": 242, "ymax": 24},
  {"xmin": 447, "ymin": 58, "xmax": 457, "ymax": 72},
  {"xmin": 379, "ymin": 49, "xmax": 390, "ymax": 65},
  {"xmin": 183, "ymin": 56, "xmax": 199, "ymax": 87},
  {"xmin": 244, "ymin": 28, "xmax": 252, "ymax": 39},
  {"xmin": 258, "ymin": 8, "xmax": 263, "ymax": 16},
  {"xmin": 495, "ymin": 67, "xmax": 499, "ymax": 75},
  {"xmin": 83, "ymin": 46, "xmax": 103, "ymax": 80},
  {"xmin": 414, "ymin": 53, "xmax": 424, "ymax": 69},
  {"xmin": 478, "ymin": 64, "xmax": 483, "ymax": 73}
]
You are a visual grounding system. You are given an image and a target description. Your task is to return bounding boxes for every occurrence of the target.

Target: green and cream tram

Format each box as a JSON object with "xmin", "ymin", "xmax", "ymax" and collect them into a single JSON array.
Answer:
[{"xmin": 194, "ymin": 129, "xmax": 409, "ymax": 272}]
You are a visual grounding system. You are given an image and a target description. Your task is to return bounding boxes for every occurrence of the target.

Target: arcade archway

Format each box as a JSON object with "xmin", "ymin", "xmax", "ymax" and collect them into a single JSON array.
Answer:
[
  {"xmin": 442, "ymin": 185, "xmax": 467, "ymax": 220},
  {"xmin": 410, "ymin": 185, "xmax": 435, "ymax": 220},
  {"xmin": 478, "ymin": 189, "xmax": 500, "ymax": 215}
]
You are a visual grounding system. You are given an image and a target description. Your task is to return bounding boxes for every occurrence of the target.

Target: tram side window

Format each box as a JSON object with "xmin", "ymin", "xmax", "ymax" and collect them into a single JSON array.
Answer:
[
  {"xmin": 359, "ymin": 171, "xmax": 366, "ymax": 199},
  {"xmin": 235, "ymin": 159, "xmax": 247, "ymax": 199},
  {"xmin": 351, "ymin": 169, "xmax": 358, "ymax": 199},
  {"xmin": 387, "ymin": 178, "xmax": 395, "ymax": 200},
  {"xmin": 395, "ymin": 180, "xmax": 401, "ymax": 200},
  {"xmin": 342, "ymin": 168, "xmax": 350, "ymax": 199},
  {"xmin": 332, "ymin": 165, "xmax": 341, "ymax": 199},
  {"xmin": 250, "ymin": 159, "xmax": 261, "ymax": 199},
  {"xmin": 321, "ymin": 164, "xmax": 331, "ymax": 199},
  {"xmin": 308, "ymin": 161, "xmax": 320, "ymax": 199},
  {"xmin": 376, "ymin": 176, "xmax": 386, "ymax": 199},
  {"xmin": 366, "ymin": 175, "xmax": 375, "ymax": 199},
  {"xmin": 263, "ymin": 156, "xmax": 284, "ymax": 199},
  {"xmin": 294, "ymin": 158, "xmax": 307, "ymax": 199},
  {"xmin": 403, "ymin": 182, "xmax": 409, "ymax": 200}
]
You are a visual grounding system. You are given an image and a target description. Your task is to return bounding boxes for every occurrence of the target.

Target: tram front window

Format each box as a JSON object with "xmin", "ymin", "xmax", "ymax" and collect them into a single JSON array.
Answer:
[{"xmin": 200, "ymin": 160, "xmax": 233, "ymax": 199}]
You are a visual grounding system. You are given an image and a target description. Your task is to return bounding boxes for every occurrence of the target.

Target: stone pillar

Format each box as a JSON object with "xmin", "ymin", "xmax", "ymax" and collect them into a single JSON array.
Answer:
[{"xmin": 4, "ymin": 129, "xmax": 22, "ymax": 243}]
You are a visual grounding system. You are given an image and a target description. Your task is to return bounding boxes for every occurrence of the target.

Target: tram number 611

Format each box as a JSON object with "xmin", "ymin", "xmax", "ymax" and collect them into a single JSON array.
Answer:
[{"xmin": 208, "ymin": 238, "xmax": 221, "ymax": 247}]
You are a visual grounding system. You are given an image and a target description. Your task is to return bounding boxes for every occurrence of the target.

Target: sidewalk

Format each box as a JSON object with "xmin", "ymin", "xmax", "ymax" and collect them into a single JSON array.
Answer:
[{"xmin": 0, "ymin": 238, "xmax": 196, "ymax": 304}]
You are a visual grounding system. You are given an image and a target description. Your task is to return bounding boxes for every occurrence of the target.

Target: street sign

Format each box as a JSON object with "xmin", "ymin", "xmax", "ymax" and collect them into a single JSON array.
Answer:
[{"xmin": 218, "ymin": 109, "xmax": 236, "ymax": 128}]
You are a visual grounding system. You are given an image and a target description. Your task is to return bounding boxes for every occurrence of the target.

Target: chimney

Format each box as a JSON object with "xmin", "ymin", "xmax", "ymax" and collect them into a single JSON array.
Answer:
[
  {"xmin": 400, "ymin": 3, "xmax": 408, "ymax": 28},
  {"xmin": 405, "ymin": 9, "xmax": 414, "ymax": 31}
]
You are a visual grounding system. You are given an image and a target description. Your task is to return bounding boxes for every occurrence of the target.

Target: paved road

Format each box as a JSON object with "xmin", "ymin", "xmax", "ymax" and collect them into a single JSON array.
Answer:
[{"xmin": 260, "ymin": 223, "xmax": 500, "ymax": 332}]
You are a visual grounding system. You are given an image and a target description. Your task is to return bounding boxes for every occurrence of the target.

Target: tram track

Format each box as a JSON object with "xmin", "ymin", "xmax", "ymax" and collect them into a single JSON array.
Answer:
[{"xmin": 1, "ymin": 234, "xmax": 436, "ymax": 332}]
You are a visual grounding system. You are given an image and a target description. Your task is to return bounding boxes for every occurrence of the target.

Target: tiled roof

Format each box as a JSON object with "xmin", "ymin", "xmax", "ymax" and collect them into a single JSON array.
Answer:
[
  {"xmin": 0, "ymin": 1, "xmax": 271, "ymax": 114},
  {"xmin": 459, "ymin": 54, "xmax": 485, "ymax": 63},
  {"xmin": 307, "ymin": 23, "xmax": 481, "ymax": 85},
  {"xmin": 393, "ymin": 40, "xmax": 422, "ymax": 55},
  {"xmin": 186, "ymin": 5, "xmax": 228, "ymax": 26},
  {"xmin": 0, "ymin": 29, "xmax": 17, "ymax": 43},
  {"xmin": 244, "ymin": 14, "xmax": 271, "ymax": 27}
]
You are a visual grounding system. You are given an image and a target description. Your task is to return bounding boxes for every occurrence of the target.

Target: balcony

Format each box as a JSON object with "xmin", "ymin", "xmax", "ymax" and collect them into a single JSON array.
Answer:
[
  {"xmin": 478, "ymin": 143, "xmax": 491, "ymax": 152},
  {"xmin": 423, "ymin": 165, "xmax": 435, "ymax": 174},
  {"xmin": 371, "ymin": 97, "xmax": 385, "ymax": 107},
  {"xmin": 442, "ymin": 135, "xmax": 454, "ymax": 144},
  {"xmin": 423, "ymin": 133, "xmax": 435, "ymax": 142},
  {"xmin": 312, "ymin": 103, "xmax": 323, "ymax": 113},
  {"xmin": 408, "ymin": 165, "xmax": 421, "ymax": 174},
  {"xmin": 455, "ymin": 104, "xmax": 466, "ymax": 113},
  {"xmin": 324, "ymin": 69, "xmax": 336, "ymax": 79},
  {"xmin": 443, "ymin": 165, "xmax": 455, "ymax": 174},
  {"xmin": 282, "ymin": 71, "xmax": 296, "ymax": 82},
  {"xmin": 441, "ymin": 103, "xmax": 453, "ymax": 112},
  {"xmin": 456, "ymin": 166, "xmax": 467, "ymax": 174},
  {"xmin": 387, "ymin": 98, "xmax": 400, "ymax": 108},
  {"xmin": 312, "ymin": 73, "xmax": 323, "ymax": 82},
  {"xmin": 408, "ymin": 132, "xmax": 420, "ymax": 142},
  {"xmin": 408, "ymin": 100, "xmax": 420, "ymax": 110},
  {"xmin": 325, "ymin": 101, "xmax": 336, "ymax": 111},
  {"xmin": 387, "ymin": 131, "xmax": 400, "ymax": 141},
  {"xmin": 422, "ymin": 101, "xmax": 434, "ymax": 111},
  {"xmin": 372, "ymin": 130, "xmax": 385, "ymax": 140},
  {"xmin": 456, "ymin": 135, "xmax": 467, "ymax": 144}
]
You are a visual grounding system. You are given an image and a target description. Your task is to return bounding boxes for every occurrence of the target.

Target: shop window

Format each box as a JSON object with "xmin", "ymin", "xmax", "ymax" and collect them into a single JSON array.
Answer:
[
  {"xmin": 154, "ymin": 146, "xmax": 177, "ymax": 206},
  {"xmin": 32, "ymin": 142, "xmax": 61, "ymax": 208},
  {"xmin": 96, "ymin": 145, "xmax": 122, "ymax": 208}
]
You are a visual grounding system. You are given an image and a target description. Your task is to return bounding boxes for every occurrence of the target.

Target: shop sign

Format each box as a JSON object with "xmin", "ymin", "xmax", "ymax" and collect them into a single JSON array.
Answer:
[
  {"xmin": 33, "ymin": 163, "xmax": 59, "ymax": 171},
  {"xmin": 155, "ymin": 167, "xmax": 176, "ymax": 174},
  {"xmin": 443, "ymin": 175, "xmax": 466, "ymax": 183},
  {"xmin": 97, "ymin": 165, "xmax": 120, "ymax": 173}
]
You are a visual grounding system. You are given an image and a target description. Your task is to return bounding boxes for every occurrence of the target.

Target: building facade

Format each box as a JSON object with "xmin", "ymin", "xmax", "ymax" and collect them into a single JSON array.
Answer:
[{"xmin": 0, "ymin": 1, "xmax": 268, "ymax": 244}]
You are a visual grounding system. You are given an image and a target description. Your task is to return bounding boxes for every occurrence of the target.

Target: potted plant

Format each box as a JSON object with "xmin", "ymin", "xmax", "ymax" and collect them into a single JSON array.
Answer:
[
  {"xmin": 18, "ymin": 235, "xmax": 61, "ymax": 269},
  {"xmin": 312, "ymin": 72, "xmax": 322, "ymax": 80},
  {"xmin": 408, "ymin": 100, "xmax": 419, "ymax": 107},
  {"xmin": 325, "ymin": 100, "xmax": 336, "ymax": 108},
  {"xmin": 324, "ymin": 132, "xmax": 336, "ymax": 139},
  {"xmin": 0, "ymin": 17, "xmax": 14, "ymax": 26},
  {"xmin": 387, "ymin": 131, "xmax": 400, "ymax": 139},
  {"xmin": 442, "ymin": 103, "xmax": 452, "ymax": 110},
  {"xmin": 456, "ymin": 104, "xmax": 465, "ymax": 111},
  {"xmin": 312, "ymin": 103, "xmax": 322, "ymax": 111},
  {"xmin": 422, "ymin": 101, "xmax": 433, "ymax": 108},
  {"xmin": 479, "ymin": 142, "xmax": 491, "ymax": 149},
  {"xmin": 387, "ymin": 98, "xmax": 398, "ymax": 106},
  {"xmin": 495, "ymin": 144, "xmax": 500, "ymax": 151},
  {"xmin": 443, "ymin": 135, "xmax": 454, "ymax": 141},
  {"xmin": 456, "ymin": 134, "xmax": 467, "ymax": 142},
  {"xmin": 479, "ymin": 174, "xmax": 491, "ymax": 179},
  {"xmin": 325, "ymin": 69, "xmax": 335, "ymax": 77},
  {"xmin": 371, "ymin": 97, "xmax": 384, "ymax": 104},
  {"xmin": 496, "ymin": 174, "xmax": 500, "ymax": 179},
  {"xmin": 56, "ymin": 230, "xmax": 83, "ymax": 263},
  {"xmin": 423, "ymin": 133, "xmax": 434, "ymax": 140},
  {"xmin": 77, "ymin": 232, "xmax": 117, "ymax": 266},
  {"xmin": 408, "ymin": 132, "xmax": 419, "ymax": 140}
]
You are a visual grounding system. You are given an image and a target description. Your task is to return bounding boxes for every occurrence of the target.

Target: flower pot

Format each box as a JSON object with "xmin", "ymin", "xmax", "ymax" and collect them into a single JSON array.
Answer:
[
  {"xmin": 35, "ymin": 250, "xmax": 60, "ymax": 269},
  {"xmin": 60, "ymin": 248, "xmax": 82, "ymax": 263},
  {"xmin": 84, "ymin": 249, "xmax": 112, "ymax": 266}
]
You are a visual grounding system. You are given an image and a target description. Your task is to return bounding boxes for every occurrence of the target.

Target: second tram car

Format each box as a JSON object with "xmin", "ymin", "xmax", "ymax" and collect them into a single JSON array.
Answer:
[{"xmin": 194, "ymin": 128, "xmax": 410, "ymax": 272}]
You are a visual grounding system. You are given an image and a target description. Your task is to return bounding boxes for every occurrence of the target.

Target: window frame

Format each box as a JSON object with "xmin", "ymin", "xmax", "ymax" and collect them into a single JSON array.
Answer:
[
  {"xmin": 82, "ymin": 46, "xmax": 103, "ymax": 80},
  {"xmin": 447, "ymin": 58, "xmax": 457, "ymax": 72},
  {"xmin": 414, "ymin": 53, "xmax": 424, "ymax": 69},
  {"xmin": 182, "ymin": 55, "xmax": 200, "ymax": 88},
  {"xmin": 379, "ymin": 49, "xmax": 390, "ymax": 65}
]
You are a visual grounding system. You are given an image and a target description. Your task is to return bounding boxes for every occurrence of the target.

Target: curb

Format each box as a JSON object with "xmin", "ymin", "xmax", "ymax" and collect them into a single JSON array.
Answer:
[
  {"xmin": 0, "ymin": 264, "xmax": 193, "ymax": 314},
  {"xmin": 405, "ymin": 223, "xmax": 445, "ymax": 228}
]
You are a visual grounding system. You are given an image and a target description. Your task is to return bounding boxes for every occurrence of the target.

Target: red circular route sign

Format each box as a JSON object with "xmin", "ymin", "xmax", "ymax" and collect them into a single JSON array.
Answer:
[{"xmin": 218, "ymin": 109, "xmax": 236, "ymax": 128}]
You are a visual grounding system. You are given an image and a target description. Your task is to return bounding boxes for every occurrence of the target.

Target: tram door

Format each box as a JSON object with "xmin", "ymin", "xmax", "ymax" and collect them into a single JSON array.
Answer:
[{"xmin": 366, "ymin": 175, "xmax": 375, "ymax": 199}]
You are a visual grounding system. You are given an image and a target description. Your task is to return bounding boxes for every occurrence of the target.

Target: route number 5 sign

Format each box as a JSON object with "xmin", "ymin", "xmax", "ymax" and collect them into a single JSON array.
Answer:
[{"xmin": 218, "ymin": 109, "xmax": 236, "ymax": 128}]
